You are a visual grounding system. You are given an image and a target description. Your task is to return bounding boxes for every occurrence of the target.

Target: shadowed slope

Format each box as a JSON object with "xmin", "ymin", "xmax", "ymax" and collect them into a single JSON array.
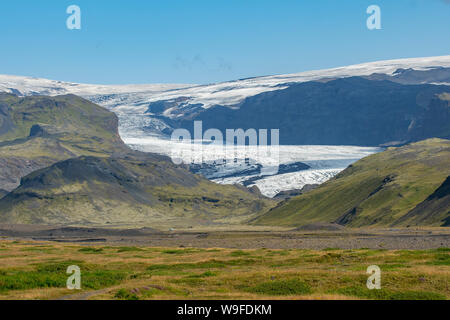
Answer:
[
  {"xmin": 398, "ymin": 176, "xmax": 450, "ymax": 227},
  {"xmin": 0, "ymin": 93, "xmax": 272, "ymax": 227},
  {"xmin": 0, "ymin": 93, "xmax": 127, "ymax": 191},
  {"xmin": 174, "ymin": 78, "xmax": 449, "ymax": 146},
  {"xmin": 253, "ymin": 139, "xmax": 450, "ymax": 227},
  {"xmin": 0, "ymin": 151, "xmax": 270, "ymax": 227}
]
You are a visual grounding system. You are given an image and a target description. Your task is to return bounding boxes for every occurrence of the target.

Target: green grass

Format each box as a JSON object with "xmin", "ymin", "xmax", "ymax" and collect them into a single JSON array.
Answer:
[
  {"xmin": 34, "ymin": 261, "xmax": 85, "ymax": 273},
  {"xmin": 0, "ymin": 261, "xmax": 127, "ymax": 292},
  {"xmin": 335, "ymin": 286, "xmax": 446, "ymax": 300},
  {"xmin": 246, "ymin": 279, "xmax": 311, "ymax": 296},
  {"xmin": 254, "ymin": 139, "xmax": 450, "ymax": 228},
  {"xmin": 78, "ymin": 247, "xmax": 104, "ymax": 254},
  {"xmin": 428, "ymin": 253, "xmax": 450, "ymax": 266},
  {"xmin": 377, "ymin": 263, "xmax": 409, "ymax": 271},
  {"xmin": 230, "ymin": 250, "xmax": 251, "ymax": 257},
  {"xmin": 187, "ymin": 271, "xmax": 218, "ymax": 278},
  {"xmin": 114, "ymin": 289, "xmax": 139, "ymax": 300},
  {"xmin": 116, "ymin": 247, "xmax": 144, "ymax": 253},
  {"xmin": 20, "ymin": 247, "xmax": 55, "ymax": 253},
  {"xmin": 147, "ymin": 259, "xmax": 257, "ymax": 273},
  {"xmin": 80, "ymin": 270, "xmax": 128, "ymax": 290},
  {"xmin": 0, "ymin": 241, "xmax": 448, "ymax": 300},
  {"xmin": 0, "ymin": 271, "xmax": 66, "ymax": 292}
]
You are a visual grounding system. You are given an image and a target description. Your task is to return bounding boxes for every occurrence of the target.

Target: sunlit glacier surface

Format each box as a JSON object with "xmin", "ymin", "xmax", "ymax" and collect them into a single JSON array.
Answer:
[
  {"xmin": 4, "ymin": 57, "xmax": 436, "ymax": 197},
  {"xmin": 125, "ymin": 136, "xmax": 381, "ymax": 198}
]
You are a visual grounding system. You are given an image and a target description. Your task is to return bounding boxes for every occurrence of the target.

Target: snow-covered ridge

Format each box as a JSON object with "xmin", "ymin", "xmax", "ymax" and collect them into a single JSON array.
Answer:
[
  {"xmin": 0, "ymin": 74, "xmax": 191, "ymax": 100},
  {"xmin": 5, "ymin": 56, "xmax": 446, "ymax": 197},
  {"xmin": 1, "ymin": 55, "xmax": 449, "ymax": 114}
]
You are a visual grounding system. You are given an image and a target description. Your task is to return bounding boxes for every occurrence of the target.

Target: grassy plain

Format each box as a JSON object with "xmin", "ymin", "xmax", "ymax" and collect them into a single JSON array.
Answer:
[{"xmin": 0, "ymin": 240, "xmax": 448, "ymax": 300}]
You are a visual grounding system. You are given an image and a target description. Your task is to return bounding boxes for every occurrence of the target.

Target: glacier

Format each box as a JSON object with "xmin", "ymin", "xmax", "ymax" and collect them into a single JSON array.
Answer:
[{"xmin": 1, "ymin": 56, "xmax": 449, "ymax": 197}]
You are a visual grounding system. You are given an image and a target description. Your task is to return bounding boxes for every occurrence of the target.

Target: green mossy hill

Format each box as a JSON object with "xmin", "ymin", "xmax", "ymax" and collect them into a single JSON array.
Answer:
[
  {"xmin": 253, "ymin": 138, "xmax": 450, "ymax": 228},
  {"xmin": 398, "ymin": 176, "xmax": 450, "ymax": 227},
  {"xmin": 0, "ymin": 93, "xmax": 128, "ymax": 191},
  {"xmin": 0, "ymin": 93, "xmax": 272, "ymax": 227},
  {"xmin": 0, "ymin": 93, "xmax": 123, "ymax": 147},
  {"xmin": 0, "ymin": 152, "xmax": 271, "ymax": 226}
]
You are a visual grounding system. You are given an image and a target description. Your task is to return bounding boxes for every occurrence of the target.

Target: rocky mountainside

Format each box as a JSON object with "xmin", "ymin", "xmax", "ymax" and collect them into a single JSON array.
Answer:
[
  {"xmin": 1, "ymin": 56, "xmax": 450, "ymax": 147},
  {"xmin": 175, "ymin": 78, "xmax": 449, "ymax": 146},
  {"xmin": 0, "ymin": 94, "xmax": 271, "ymax": 227},
  {"xmin": 0, "ymin": 93, "xmax": 126, "ymax": 191},
  {"xmin": 253, "ymin": 139, "xmax": 450, "ymax": 227},
  {"xmin": 0, "ymin": 152, "xmax": 269, "ymax": 227}
]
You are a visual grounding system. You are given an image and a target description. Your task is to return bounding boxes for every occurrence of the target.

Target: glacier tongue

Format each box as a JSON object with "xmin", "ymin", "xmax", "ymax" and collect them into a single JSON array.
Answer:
[
  {"xmin": 216, "ymin": 169, "xmax": 343, "ymax": 198},
  {"xmin": 2, "ymin": 56, "xmax": 447, "ymax": 197},
  {"xmin": 126, "ymin": 135, "xmax": 381, "ymax": 197}
]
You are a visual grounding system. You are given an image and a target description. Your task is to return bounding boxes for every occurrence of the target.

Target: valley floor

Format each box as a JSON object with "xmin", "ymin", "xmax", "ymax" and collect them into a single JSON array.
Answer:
[
  {"xmin": 0, "ymin": 226, "xmax": 448, "ymax": 300},
  {"xmin": 1, "ymin": 224, "xmax": 449, "ymax": 250}
]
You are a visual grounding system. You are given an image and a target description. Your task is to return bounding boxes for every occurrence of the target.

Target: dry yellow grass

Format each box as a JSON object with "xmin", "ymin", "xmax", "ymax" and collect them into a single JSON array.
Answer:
[{"xmin": 0, "ymin": 240, "xmax": 448, "ymax": 300}]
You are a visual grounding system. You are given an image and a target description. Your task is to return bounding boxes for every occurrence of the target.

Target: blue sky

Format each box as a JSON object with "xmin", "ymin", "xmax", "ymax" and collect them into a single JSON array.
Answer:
[{"xmin": 1, "ymin": 0, "xmax": 449, "ymax": 84}]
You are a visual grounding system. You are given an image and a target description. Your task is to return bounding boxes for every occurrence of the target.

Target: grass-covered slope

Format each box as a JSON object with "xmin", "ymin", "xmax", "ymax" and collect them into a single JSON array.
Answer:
[
  {"xmin": 0, "ymin": 152, "xmax": 269, "ymax": 227},
  {"xmin": 0, "ymin": 93, "xmax": 123, "ymax": 151},
  {"xmin": 254, "ymin": 139, "xmax": 450, "ymax": 227},
  {"xmin": 0, "ymin": 93, "xmax": 272, "ymax": 227},
  {"xmin": 398, "ymin": 176, "xmax": 450, "ymax": 227},
  {"xmin": 0, "ymin": 93, "xmax": 127, "ymax": 191}
]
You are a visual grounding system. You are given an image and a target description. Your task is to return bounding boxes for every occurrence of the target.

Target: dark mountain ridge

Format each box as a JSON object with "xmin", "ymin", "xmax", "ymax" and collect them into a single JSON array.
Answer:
[
  {"xmin": 0, "ymin": 94, "xmax": 272, "ymax": 227},
  {"xmin": 0, "ymin": 152, "xmax": 270, "ymax": 226},
  {"xmin": 398, "ymin": 176, "xmax": 450, "ymax": 227},
  {"xmin": 0, "ymin": 93, "xmax": 127, "ymax": 191},
  {"xmin": 148, "ymin": 77, "xmax": 449, "ymax": 146}
]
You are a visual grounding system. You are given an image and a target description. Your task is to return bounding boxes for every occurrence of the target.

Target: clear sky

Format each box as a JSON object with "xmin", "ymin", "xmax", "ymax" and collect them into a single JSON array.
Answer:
[{"xmin": 1, "ymin": 0, "xmax": 449, "ymax": 84}]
